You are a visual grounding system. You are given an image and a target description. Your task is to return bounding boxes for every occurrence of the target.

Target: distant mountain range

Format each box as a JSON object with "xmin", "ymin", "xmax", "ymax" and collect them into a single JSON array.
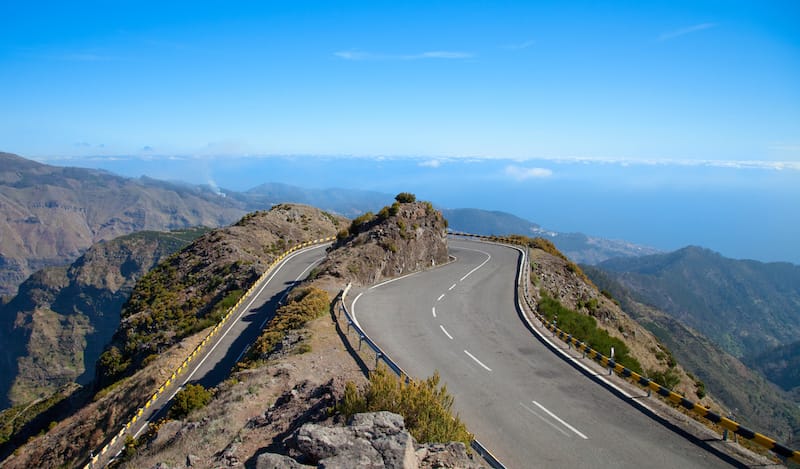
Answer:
[
  {"xmin": 584, "ymin": 264, "xmax": 800, "ymax": 446},
  {"xmin": 441, "ymin": 208, "xmax": 661, "ymax": 264},
  {"xmin": 596, "ymin": 246, "xmax": 800, "ymax": 359},
  {"xmin": 0, "ymin": 227, "xmax": 208, "ymax": 409},
  {"xmin": 0, "ymin": 152, "xmax": 244, "ymax": 297},
  {"xmin": 1, "ymin": 152, "xmax": 663, "ymax": 298},
  {"xmin": 586, "ymin": 247, "xmax": 800, "ymax": 445}
]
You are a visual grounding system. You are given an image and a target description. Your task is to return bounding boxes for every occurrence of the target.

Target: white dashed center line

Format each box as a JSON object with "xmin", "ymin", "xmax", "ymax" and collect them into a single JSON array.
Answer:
[
  {"xmin": 532, "ymin": 400, "xmax": 588, "ymax": 439},
  {"xmin": 440, "ymin": 325, "xmax": 454, "ymax": 340},
  {"xmin": 464, "ymin": 350, "xmax": 492, "ymax": 372},
  {"xmin": 432, "ymin": 307, "xmax": 437, "ymax": 318},
  {"xmin": 437, "ymin": 294, "xmax": 445, "ymax": 302},
  {"xmin": 448, "ymin": 283, "xmax": 457, "ymax": 291}
]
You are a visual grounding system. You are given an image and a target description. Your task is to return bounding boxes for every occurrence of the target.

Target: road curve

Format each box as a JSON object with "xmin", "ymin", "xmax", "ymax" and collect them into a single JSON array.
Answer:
[
  {"xmin": 351, "ymin": 238, "xmax": 734, "ymax": 469},
  {"xmin": 101, "ymin": 244, "xmax": 328, "ymax": 465}
]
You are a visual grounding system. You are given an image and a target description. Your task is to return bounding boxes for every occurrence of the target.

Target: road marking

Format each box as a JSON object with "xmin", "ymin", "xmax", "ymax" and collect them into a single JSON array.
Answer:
[
  {"xmin": 440, "ymin": 324, "xmax": 454, "ymax": 340},
  {"xmin": 519, "ymin": 402, "xmax": 569, "ymax": 437},
  {"xmin": 532, "ymin": 400, "xmax": 588, "ymax": 439},
  {"xmin": 437, "ymin": 294, "xmax": 445, "ymax": 302},
  {"xmin": 432, "ymin": 307, "xmax": 437, "ymax": 318},
  {"xmin": 448, "ymin": 283, "xmax": 457, "ymax": 291},
  {"xmin": 459, "ymin": 248, "xmax": 492, "ymax": 282},
  {"xmin": 182, "ymin": 245, "xmax": 327, "ymax": 385},
  {"xmin": 464, "ymin": 350, "xmax": 492, "ymax": 372}
]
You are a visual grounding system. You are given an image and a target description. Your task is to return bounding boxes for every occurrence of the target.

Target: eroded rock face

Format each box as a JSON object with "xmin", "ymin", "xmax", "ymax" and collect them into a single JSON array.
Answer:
[
  {"xmin": 258, "ymin": 411, "xmax": 485, "ymax": 469},
  {"xmin": 317, "ymin": 201, "xmax": 449, "ymax": 286}
]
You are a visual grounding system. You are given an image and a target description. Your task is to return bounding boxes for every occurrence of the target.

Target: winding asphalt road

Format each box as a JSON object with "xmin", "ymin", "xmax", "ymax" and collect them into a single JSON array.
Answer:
[
  {"xmin": 99, "ymin": 244, "xmax": 329, "ymax": 466},
  {"xmin": 350, "ymin": 238, "xmax": 734, "ymax": 469}
]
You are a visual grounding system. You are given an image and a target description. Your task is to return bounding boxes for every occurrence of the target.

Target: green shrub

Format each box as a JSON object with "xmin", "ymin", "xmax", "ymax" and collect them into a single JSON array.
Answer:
[
  {"xmin": 350, "ymin": 212, "xmax": 375, "ymax": 234},
  {"xmin": 338, "ymin": 365, "xmax": 472, "ymax": 446},
  {"xmin": 647, "ymin": 368, "xmax": 681, "ymax": 390},
  {"xmin": 395, "ymin": 192, "xmax": 416, "ymax": 203},
  {"xmin": 538, "ymin": 290, "xmax": 643, "ymax": 374},
  {"xmin": 170, "ymin": 383, "xmax": 212, "ymax": 418},
  {"xmin": 238, "ymin": 287, "xmax": 330, "ymax": 369}
]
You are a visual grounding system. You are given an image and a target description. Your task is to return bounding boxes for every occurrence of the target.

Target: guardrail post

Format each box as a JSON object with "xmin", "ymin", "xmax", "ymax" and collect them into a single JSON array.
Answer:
[
  {"xmin": 375, "ymin": 351, "xmax": 382, "ymax": 369},
  {"xmin": 359, "ymin": 334, "xmax": 365, "ymax": 350},
  {"xmin": 567, "ymin": 334, "xmax": 572, "ymax": 349}
]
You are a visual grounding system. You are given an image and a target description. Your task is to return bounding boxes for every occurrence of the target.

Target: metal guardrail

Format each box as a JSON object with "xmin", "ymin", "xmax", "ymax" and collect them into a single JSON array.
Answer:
[
  {"xmin": 452, "ymin": 231, "xmax": 800, "ymax": 465},
  {"xmin": 339, "ymin": 283, "xmax": 507, "ymax": 469},
  {"xmin": 83, "ymin": 236, "xmax": 335, "ymax": 468}
]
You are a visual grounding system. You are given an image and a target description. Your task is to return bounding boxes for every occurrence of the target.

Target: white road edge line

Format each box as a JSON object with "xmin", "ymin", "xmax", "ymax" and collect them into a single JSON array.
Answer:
[
  {"xmin": 432, "ymin": 307, "xmax": 437, "ymax": 318},
  {"xmin": 136, "ymin": 246, "xmax": 328, "ymax": 439},
  {"xmin": 464, "ymin": 349, "xmax": 492, "ymax": 372},
  {"xmin": 437, "ymin": 294, "xmax": 445, "ymax": 302},
  {"xmin": 459, "ymin": 248, "xmax": 492, "ymax": 282},
  {"xmin": 448, "ymin": 283, "xmax": 457, "ymax": 291},
  {"xmin": 183, "ymin": 245, "xmax": 328, "ymax": 389},
  {"xmin": 511, "ymin": 245, "xmax": 637, "ymax": 402},
  {"xmin": 532, "ymin": 400, "xmax": 588, "ymax": 440},
  {"xmin": 440, "ymin": 324, "xmax": 454, "ymax": 340},
  {"xmin": 519, "ymin": 402, "xmax": 570, "ymax": 437}
]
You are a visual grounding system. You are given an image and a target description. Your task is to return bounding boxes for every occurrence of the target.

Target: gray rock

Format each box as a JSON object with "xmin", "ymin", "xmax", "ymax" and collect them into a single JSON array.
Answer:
[
  {"xmin": 186, "ymin": 453, "xmax": 200, "ymax": 467},
  {"xmin": 255, "ymin": 452, "xmax": 314, "ymax": 469}
]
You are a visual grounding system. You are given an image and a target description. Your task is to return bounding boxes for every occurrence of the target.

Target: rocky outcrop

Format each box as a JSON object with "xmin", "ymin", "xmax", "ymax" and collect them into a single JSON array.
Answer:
[
  {"xmin": 256, "ymin": 411, "xmax": 484, "ymax": 469},
  {"xmin": 317, "ymin": 199, "xmax": 449, "ymax": 286}
]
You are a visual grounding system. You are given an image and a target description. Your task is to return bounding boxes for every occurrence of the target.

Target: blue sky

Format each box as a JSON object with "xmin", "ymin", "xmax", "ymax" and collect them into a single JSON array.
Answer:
[{"xmin": 1, "ymin": 1, "xmax": 799, "ymax": 262}]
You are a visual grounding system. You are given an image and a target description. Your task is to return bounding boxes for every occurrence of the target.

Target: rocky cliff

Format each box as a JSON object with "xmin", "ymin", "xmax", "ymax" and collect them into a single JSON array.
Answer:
[
  {"xmin": 0, "ymin": 227, "xmax": 209, "ymax": 409},
  {"xmin": 317, "ymin": 197, "xmax": 449, "ymax": 286}
]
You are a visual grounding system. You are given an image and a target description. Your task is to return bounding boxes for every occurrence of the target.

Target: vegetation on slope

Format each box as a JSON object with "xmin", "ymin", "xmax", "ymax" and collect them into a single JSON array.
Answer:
[
  {"xmin": 95, "ymin": 204, "xmax": 343, "ymax": 389},
  {"xmin": 584, "ymin": 264, "xmax": 800, "ymax": 446},
  {"xmin": 237, "ymin": 287, "xmax": 330, "ymax": 369},
  {"xmin": 338, "ymin": 365, "xmax": 472, "ymax": 446},
  {"xmin": 597, "ymin": 246, "xmax": 800, "ymax": 360},
  {"xmin": 320, "ymin": 193, "xmax": 449, "ymax": 286},
  {"xmin": 537, "ymin": 290, "xmax": 643, "ymax": 374}
]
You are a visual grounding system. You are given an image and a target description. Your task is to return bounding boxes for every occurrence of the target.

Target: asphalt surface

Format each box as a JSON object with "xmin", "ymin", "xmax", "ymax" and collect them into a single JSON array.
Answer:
[{"xmin": 350, "ymin": 238, "xmax": 735, "ymax": 469}]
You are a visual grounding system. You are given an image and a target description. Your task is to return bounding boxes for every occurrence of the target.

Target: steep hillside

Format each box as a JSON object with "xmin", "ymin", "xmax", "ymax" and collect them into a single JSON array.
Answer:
[
  {"xmin": 524, "ymin": 238, "xmax": 708, "ymax": 403},
  {"xmin": 0, "ymin": 205, "xmax": 345, "ymax": 466},
  {"xmin": 317, "ymin": 196, "xmax": 449, "ymax": 286},
  {"xmin": 597, "ymin": 246, "xmax": 800, "ymax": 359},
  {"xmin": 747, "ymin": 341, "xmax": 800, "ymax": 394},
  {"xmin": 0, "ymin": 227, "xmax": 209, "ymax": 410},
  {"xmin": 0, "ymin": 152, "xmax": 247, "ymax": 297},
  {"xmin": 442, "ymin": 208, "xmax": 661, "ymax": 264},
  {"xmin": 584, "ymin": 265, "xmax": 800, "ymax": 446},
  {"xmin": 96, "ymin": 204, "xmax": 344, "ymax": 388}
]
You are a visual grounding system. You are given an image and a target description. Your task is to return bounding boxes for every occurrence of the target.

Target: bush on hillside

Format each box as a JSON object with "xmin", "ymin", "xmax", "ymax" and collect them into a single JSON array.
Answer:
[
  {"xmin": 537, "ymin": 290, "xmax": 643, "ymax": 374},
  {"xmin": 237, "ymin": 287, "xmax": 330, "ymax": 369},
  {"xmin": 170, "ymin": 383, "xmax": 212, "ymax": 418},
  {"xmin": 395, "ymin": 192, "xmax": 416, "ymax": 203},
  {"xmin": 338, "ymin": 365, "xmax": 472, "ymax": 446}
]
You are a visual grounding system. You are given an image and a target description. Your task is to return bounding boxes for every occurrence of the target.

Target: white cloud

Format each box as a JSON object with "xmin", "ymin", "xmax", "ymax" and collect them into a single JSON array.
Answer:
[
  {"xmin": 419, "ymin": 159, "xmax": 442, "ymax": 168},
  {"xmin": 503, "ymin": 39, "xmax": 535, "ymax": 50},
  {"xmin": 504, "ymin": 165, "xmax": 553, "ymax": 180},
  {"xmin": 659, "ymin": 23, "xmax": 716, "ymax": 41},
  {"xmin": 334, "ymin": 50, "xmax": 473, "ymax": 61}
]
